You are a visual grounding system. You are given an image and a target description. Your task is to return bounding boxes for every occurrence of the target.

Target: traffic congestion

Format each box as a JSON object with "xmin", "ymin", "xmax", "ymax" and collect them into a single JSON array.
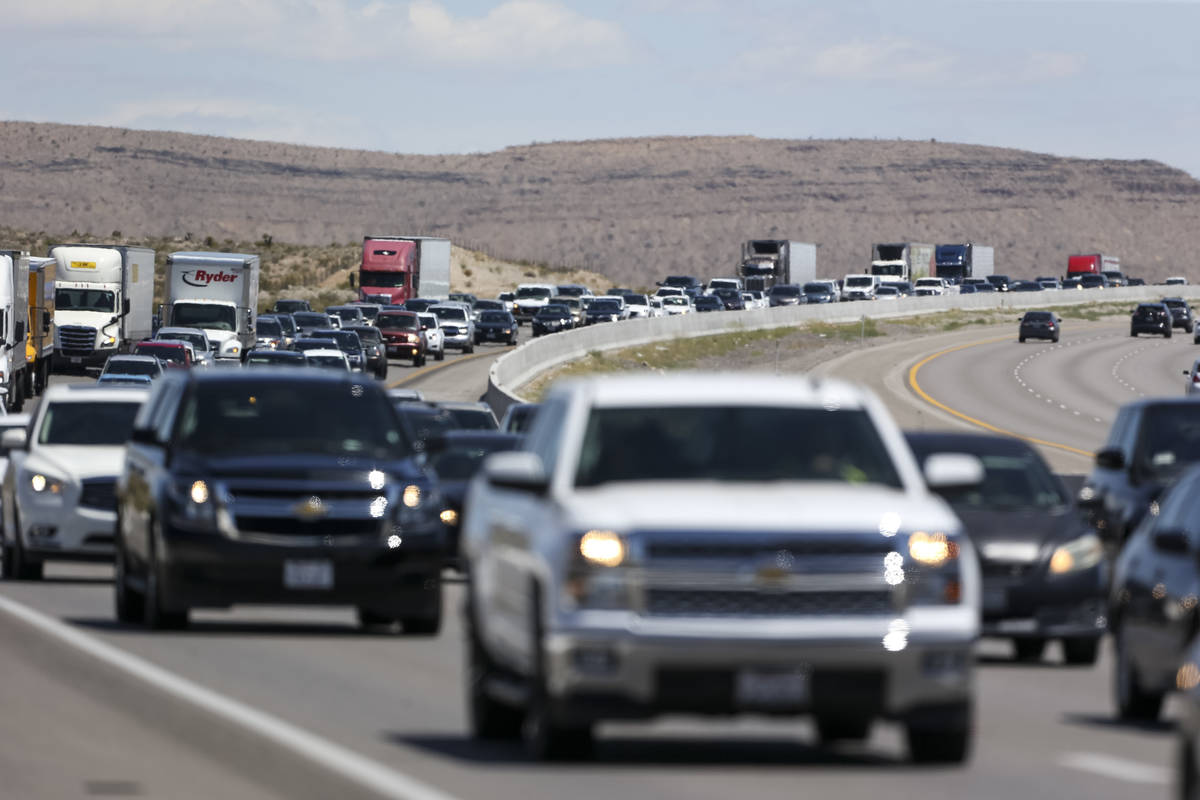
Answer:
[{"xmin": 3, "ymin": 236, "xmax": 1200, "ymax": 798}]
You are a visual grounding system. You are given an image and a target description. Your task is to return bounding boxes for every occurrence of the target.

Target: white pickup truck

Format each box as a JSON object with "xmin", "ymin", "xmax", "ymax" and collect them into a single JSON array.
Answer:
[{"xmin": 461, "ymin": 373, "xmax": 983, "ymax": 762}]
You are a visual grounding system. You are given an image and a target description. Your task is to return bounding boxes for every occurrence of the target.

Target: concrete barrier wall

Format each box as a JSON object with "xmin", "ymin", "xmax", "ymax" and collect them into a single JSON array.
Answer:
[{"xmin": 485, "ymin": 286, "xmax": 1200, "ymax": 417}]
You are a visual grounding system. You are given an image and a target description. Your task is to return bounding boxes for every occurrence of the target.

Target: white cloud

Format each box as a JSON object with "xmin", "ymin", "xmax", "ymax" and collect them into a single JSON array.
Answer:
[
  {"xmin": 8, "ymin": 0, "xmax": 631, "ymax": 68},
  {"xmin": 806, "ymin": 38, "xmax": 955, "ymax": 81},
  {"xmin": 1021, "ymin": 52, "xmax": 1086, "ymax": 81}
]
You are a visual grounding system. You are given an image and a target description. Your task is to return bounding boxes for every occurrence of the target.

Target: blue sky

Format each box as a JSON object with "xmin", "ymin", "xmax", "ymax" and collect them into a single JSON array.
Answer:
[{"xmin": 5, "ymin": 0, "xmax": 1199, "ymax": 175}]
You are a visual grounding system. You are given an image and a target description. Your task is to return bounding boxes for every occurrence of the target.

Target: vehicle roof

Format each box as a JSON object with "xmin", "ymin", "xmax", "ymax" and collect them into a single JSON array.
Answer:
[
  {"xmin": 42, "ymin": 383, "xmax": 150, "ymax": 402},
  {"xmin": 170, "ymin": 251, "xmax": 258, "ymax": 265},
  {"xmin": 106, "ymin": 354, "xmax": 161, "ymax": 364},
  {"xmin": 157, "ymin": 326, "xmax": 208, "ymax": 336},
  {"xmin": 556, "ymin": 373, "xmax": 871, "ymax": 410},
  {"xmin": 428, "ymin": 430, "xmax": 522, "ymax": 448},
  {"xmin": 904, "ymin": 431, "xmax": 1038, "ymax": 458},
  {"xmin": 305, "ymin": 349, "xmax": 347, "ymax": 359},
  {"xmin": 160, "ymin": 366, "xmax": 372, "ymax": 389},
  {"xmin": 137, "ymin": 340, "xmax": 187, "ymax": 350}
]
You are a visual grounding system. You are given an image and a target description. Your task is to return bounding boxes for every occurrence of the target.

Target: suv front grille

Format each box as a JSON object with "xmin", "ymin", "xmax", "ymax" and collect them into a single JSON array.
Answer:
[
  {"xmin": 645, "ymin": 588, "xmax": 894, "ymax": 617},
  {"xmin": 79, "ymin": 479, "xmax": 117, "ymax": 511},
  {"xmin": 58, "ymin": 325, "xmax": 97, "ymax": 352},
  {"xmin": 233, "ymin": 516, "xmax": 381, "ymax": 537}
]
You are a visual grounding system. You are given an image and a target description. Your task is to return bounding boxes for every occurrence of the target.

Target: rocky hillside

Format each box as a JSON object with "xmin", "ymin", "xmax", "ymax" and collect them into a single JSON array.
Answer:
[{"xmin": 2, "ymin": 121, "xmax": 1198, "ymax": 285}]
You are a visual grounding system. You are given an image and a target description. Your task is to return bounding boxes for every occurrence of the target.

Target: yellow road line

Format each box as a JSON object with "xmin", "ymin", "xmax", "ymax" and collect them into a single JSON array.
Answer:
[
  {"xmin": 907, "ymin": 337, "xmax": 1095, "ymax": 458},
  {"xmin": 387, "ymin": 348, "xmax": 505, "ymax": 389}
]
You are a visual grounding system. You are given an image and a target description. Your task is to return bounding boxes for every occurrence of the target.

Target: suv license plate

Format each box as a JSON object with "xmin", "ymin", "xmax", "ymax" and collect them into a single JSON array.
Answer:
[
  {"xmin": 284, "ymin": 560, "xmax": 333, "ymax": 590},
  {"xmin": 735, "ymin": 669, "xmax": 809, "ymax": 707}
]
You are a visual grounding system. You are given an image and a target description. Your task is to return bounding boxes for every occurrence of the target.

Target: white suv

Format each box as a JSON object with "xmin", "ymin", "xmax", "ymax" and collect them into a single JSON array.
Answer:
[
  {"xmin": 1, "ymin": 384, "xmax": 148, "ymax": 579},
  {"xmin": 461, "ymin": 373, "xmax": 983, "ymax": 762}
]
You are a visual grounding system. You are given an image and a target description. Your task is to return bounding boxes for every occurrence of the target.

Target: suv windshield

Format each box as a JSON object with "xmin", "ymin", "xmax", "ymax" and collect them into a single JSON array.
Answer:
[
  {"xmin": 40, "ymin": 401, "xmax": 141, "ymax": 445},
  {"xmin": 803, "ymin": 283, "xmax": 831, "ymax": 294},
  {"xmin": 771, "ymin": 286, "xmax": 800, "ymax": 297},
  {"xmin": 591, "ymin": 300, "xmax": 620, "ymax": 312},
  {"xmin": 576, "ymin": 406, "xmax": 901, "ymax": 488},
  {"xmin": 176, "ymin": 380, "xmax": 408, "ymax": 457},
  {"xmin": 479, "ymin": 311, "xmax": 510, "ymax": 324},
  {"xmin": 56, "ymin": 288, "xmax": 116, "ymax": 313},
  {"xmin": 103, "ymin": 359, "xmax": 158, "ymax": 376},
  {"xmin": 432, "ymin": 307, "xmax": 468, "ymax": 322},
  {"xmin": 516, "ymin": 287, "xmax": 552, "ymax": 300},
  {"xmin": 377, "ymin": 314, "xmax": 419, "ymax": 330},
  {"xmin": 1138, "ymin": 405, "xmax": 1200, "ymax": 478},
  {"xmin": 256, "ymin": 319, "xmax": 282, "ymax": 337},
  {"xmin": 845, "ymin": 277, "xmax": 873, "ymax": 288}
]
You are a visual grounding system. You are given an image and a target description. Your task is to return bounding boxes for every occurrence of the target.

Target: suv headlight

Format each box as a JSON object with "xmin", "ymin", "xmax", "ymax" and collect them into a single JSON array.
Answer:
[
  {"xmin": 27, "ymin": 471, "xmax": 66, "ymax": 501},
  {"xmin": 168, "ymin": 478, "xmax": 218, "ymax": 527},
  {"xmin": 1049, "ymin": 532, "xmax": 1104, "ymax": 574}
]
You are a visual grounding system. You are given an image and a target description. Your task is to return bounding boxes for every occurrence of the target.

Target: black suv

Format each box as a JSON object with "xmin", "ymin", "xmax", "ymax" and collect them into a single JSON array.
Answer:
[
  {"xmin": 1130, "ymin": 303, "xmax": 1172, "ymax": 337},
  {"xmin": 532, "ymin": 304, "xmax": 574, "ymax": 337},
  {"xmin": 343, "ymin": 324, "xmax": 388, "ymax": 380},
  {"xmin": 1018, "ymin": 311, "xmax": 1060, "ymax": 342},
  {"xmin": 1162, "ymin": 297, "xmax": 1195, "ymax": 333},
  {"xmin": 115, "ymin": 369, "xmax": 447, "ymax": 632},
  {"xmin": 1079, "ymin": 398, "xmax": 1200, "ymax": 552}
]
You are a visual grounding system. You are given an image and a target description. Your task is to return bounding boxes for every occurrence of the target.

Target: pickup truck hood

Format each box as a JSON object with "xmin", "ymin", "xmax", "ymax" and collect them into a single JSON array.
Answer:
[
  {"xmin": 562, "ymin": 482, "xmax": 962, "ymax": 534},
  {"xmin": 29, "ymin": 445, "xmax": 126, "ymax": 481}
]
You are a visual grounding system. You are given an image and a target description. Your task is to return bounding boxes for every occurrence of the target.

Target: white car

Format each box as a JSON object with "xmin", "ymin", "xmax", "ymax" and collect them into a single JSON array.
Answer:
[
  {"xmin": 654, "ymin": 286, "xmax": 685, "ymax": 299},
  {"xmin": 648, "ymin": 298, "xmax": 665, "ymax": 317},
  {"xmin": 303, "ymin": 349, "xmax": 350, "ymax": 371},
  {"xmin": 660, "ymin": 295, "xmax": 693, "ymax": 315},
  {"xmin": 513, "ymin": 284, "xmax": 559, "ymax": 325},
  {"xmin": 429, "ymin": 304, "xmax": 476, "ymax": 353},
  {"xmin": 624, "ymin": 294, "xmax": 653, "ymax": 319},
  {"xmin": 418, "ymin": 313, "xmax": 446, "ymax": 361},
  {"xmin": 462, "ymin": 373, "xmax": 983, "ymax": 762},
  {"xmin": 1, "ymin": 384, "xmax": 148, "ymax": 579}
]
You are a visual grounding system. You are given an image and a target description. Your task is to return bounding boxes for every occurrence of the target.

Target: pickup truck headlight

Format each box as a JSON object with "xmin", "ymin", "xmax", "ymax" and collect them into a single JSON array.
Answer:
[
  {"xmin": 1049, "ymin": 533, "xmax": 1104, "ymax": 574},
  {"xmin": 565, "ymin": 531, "xmax": 632, "ymax": 610},
  {"xmin": 168, "ymin": 478, "xmax": 218, "ymax": 526},
  {"xmin": 580, "ymin": 530, "xmax": 625, "ymax": 567},
  {"xmin": 904, "ymin": 532, "xmax": 964, "ymax": 605}
]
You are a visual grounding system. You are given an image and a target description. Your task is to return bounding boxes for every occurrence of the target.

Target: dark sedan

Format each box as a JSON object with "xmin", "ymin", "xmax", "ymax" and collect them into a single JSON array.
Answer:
[
  {"xmin": 584, "ymin": 298, "xmax": 623, "ymax": 324},
  {"xmin": 768, "ymin": 284, "xmax": 803, "ymax": 307},
  {"xmin": 908, "ymin": 432, "xmax": 1107, "ymax": 664},
  {"xmin": 1131, "ymin": 303, "xmax": 1172, "ymax": 338},
  {"xmin": 532, "ymin": 304, "xmax": 575, "ymax": 337},
  {"xmin": 292, "ymin": 311, "xmax": 337, "ymax": 336},
  {"xmin": 710, "ymin": 288, "xmax": 745, "ymax": 310},
  {"xmin": 115, "ymin": 369, "xmax": 446, "ymax": 632},
  {"xmin": 694, "ymin": 295, "xmax": 724, "ymax": 313},
  {"xmin": 344, "ymin": 324, "xmax": 389, "ymax": 379},
  {"xmin": 313, "ymin": 328, "xmax": 367, "ymax": 372},
  {"xmin": 1018, "ymin": 311, "xmax": 1060, "ymax": 343},
  {"xmin": 474, "ymin": 311, "xmax": 519, "ymax": 346}
]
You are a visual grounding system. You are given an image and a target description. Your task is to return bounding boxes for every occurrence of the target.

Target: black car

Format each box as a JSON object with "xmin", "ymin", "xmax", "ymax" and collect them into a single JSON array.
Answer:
[
  {"xmin": 422, "ymin": 431, "xmax": 521, "ymax": 568},
  {"xmin": 344, "ymin": 324, "xmax": 389, "ymax": 380},
  {"xmin": 391, "ymin": 401, "xmax": 458, "ymax": 452},
  {"xmin": 402, "ymin": 298, "xmax": 440, "ymax": 314},
  {"xmin": 585, "ymin": 298, "xmax": 623, "ymax": 324},
  {"xmin": 1130, "ymin": 303, "xmax": 1172, "ymax": 337},
  {"xmin": 474, "ymin": 311, "xmax": 518, "ymax": 346},
  {"xmin": 1109, "ymin": 463, "xmax": 1200, "ymax": 720},
  {"xmin": 1080, "ymin": 398, "xmax": 1200, "ymax": 552},
  {"xmin": 245, "ymin": 349, "xmax": 306, "ymax": 366},
  {"xmin": 958, "ymin": 284, "xmax": 978, "ymax": 295},
  {"xmin": 1163, "ymin": 297, "xmax": 1195, "ymax": 333},
  {"xmin": 272, "ymin": 299, "xmax": 311, "ymax": 314},
  {"xmin": 908, "ymin": 432, "xmax": 1106, "ymax": 664},
  {"xmin": 255, "ymin": 316, "xmax": 285, "ymax": 350},
  {"xmin": 986, "ymin": 275, "xmax": 1011, "ymax": 292},
  {"xmin": 499, "ymin": 402, "xmax": 539, "ymax": 434},
  {"xmin": 1009, "ymin": 281, "xmax": 1045, "ymax": 293},
  {"xmin": 114, "ymin": 369, "xmax": 445, "ymax": 632},
  {"xmin": 532, "ymin": 304, "xmax": 574, "ymax": 337},
  {"xmin": 768, "ymin": 284, "xmax": 803, "ymax": 307},
  {"xmin": 433, "ymin": 401, "xmax": 498, "ymax": 431},
  {"xmin": 710, "ymin": 288, "xmax": 746, "ymax": 310},
  {"xmin": 313, "ymin": 328, "xmax": 367, "ymax": 372},
  {"xmin": 292, "ymin": 311, "xmax": 336, "ymax": 336},
  {"xmin": 693, "ymin": 295, "xmax": 724, "ymax": 313},
  {"xmin": 1018, "ymin": 311, "xmax": 1060, "ymax": 342},
  {"xmin": 1080, "ymin": 274, "xmax": 1109, "ymax": 290}
]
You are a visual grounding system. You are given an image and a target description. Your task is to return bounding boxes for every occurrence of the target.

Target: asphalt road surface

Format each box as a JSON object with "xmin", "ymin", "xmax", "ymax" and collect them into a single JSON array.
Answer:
[{"xmin": 1, "ymin": 326, "xmax": 1188, "ymax": 799}]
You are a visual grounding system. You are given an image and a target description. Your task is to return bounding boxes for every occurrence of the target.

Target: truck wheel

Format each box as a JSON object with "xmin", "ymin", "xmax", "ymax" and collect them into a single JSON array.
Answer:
[
  {"xmin": 906, "ymin": 703, "xmax": 972, "ymax": 764},
  {"xmin": 400, "ymin": 577, "xmax": 442, "ymax": 636},
  {"xmin": 144, "ymin": 523, "xmax": 188, "ymax": 631},
  {"xmin": 1062, "ymin": 637, "xmax": 1099, "ymax": 666},
  {"xmin": 465, "ymin": 599, "xmax": 524, "ymax": 740},
  {"xmin": 524, "ymin": 581, "xmax": 594, "ymax": 760}
]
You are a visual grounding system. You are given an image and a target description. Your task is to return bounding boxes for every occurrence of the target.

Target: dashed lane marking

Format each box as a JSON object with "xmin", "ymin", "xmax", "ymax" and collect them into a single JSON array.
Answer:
[{"xmin": 1058, "ymin": 752, "xmax": 1169, "ymax": 785}]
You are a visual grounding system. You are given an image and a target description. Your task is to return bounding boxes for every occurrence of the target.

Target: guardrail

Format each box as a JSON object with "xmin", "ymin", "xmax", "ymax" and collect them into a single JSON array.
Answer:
[{"xmin": 485, "ymin": 286, "xmax": 1200, "ymax": 417}]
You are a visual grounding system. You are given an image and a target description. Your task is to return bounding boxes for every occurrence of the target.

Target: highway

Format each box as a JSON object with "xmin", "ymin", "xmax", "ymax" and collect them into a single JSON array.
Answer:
[{"xmin": 1, "ymin": 323, "xmax": 1192, "ymax": 799}]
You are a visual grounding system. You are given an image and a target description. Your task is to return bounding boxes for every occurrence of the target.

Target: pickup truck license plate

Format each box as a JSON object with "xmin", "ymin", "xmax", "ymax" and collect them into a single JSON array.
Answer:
[
  {"xmin": 735, "ymin": 669, "xmax": 809, "ymax": 707},
  {"xmin": 283, "ymin": 560, "xmax": 333, "ymax": 590}
]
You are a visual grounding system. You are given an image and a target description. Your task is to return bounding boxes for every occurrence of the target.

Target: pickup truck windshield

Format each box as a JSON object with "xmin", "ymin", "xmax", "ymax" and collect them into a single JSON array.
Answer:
[
  {"xmin": 576, "ymin": 406, "xmax": 902, "ymax": 488},
  {"xmin": 39, "ymin": 401, "xmax": 141, "ymax": 445},
  {"xmin": 56, "ymin": 288, "xmax": 115, "ymax": 313},
  {"xmin": 173, "ymin": 303, "xmax": 236, "ymax": 331},
  {"xmin": 176, "ymin": 381, "xmax": 409, "ymax": 458}
]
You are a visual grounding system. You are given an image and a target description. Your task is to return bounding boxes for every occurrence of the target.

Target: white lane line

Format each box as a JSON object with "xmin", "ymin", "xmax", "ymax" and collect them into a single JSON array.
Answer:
[
  {"xmin": 0, "ymin": 594, "xmax": 461, "ymax": 800},
  {"xmin": 1058, "ymin": 752, "xmax": 1169, "ymax": 785}
]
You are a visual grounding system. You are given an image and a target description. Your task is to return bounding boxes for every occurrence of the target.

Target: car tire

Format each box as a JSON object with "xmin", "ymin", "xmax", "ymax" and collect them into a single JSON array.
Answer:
[
  {"xmin": 144, "ymin": 523, "xmax": 188, "ymax": 631},
  {"xmin": 465, "ymin": 600, "xmax": 525, "ymax": 740},
  {"xmin": 1179, "ymin": 733, "xmax": 1200, "ymax": 800},
  {"xmin": 357, "ymin": 608, "xmax": 396, "ymax": 629},
  {"xmin": 1167, "ymin": 330, "xmax": 1174, "ymax": 339},
  {"xmin": 415, "ymin": 353, "xmax": 426, "ymax": 367},
  {"xmin": 1052, "ymin": 333, "xmax": 1060, "ymax": 343},
  {"xmin": 1019, "ymin": 335, "xmax": 1026, "ymax": 343},
  {"xmin": 400, "ymin": 578, "xmax": 442, "ymax": 636},
  {"xmin": 1013, "ymin": 638, "xmax": 1045, "ymax": 662},
  {"xmin": 1062, "ymin": 637, "xmax": 1100, "ymax": 666},
  {"xmin": 905, "ymin": 703, "xmax": 972, "ymax": 764},
  {"xmin": 1115, "ymin": 626, "xmax": 1164, "ymax": 721},
  {"xmin": 0, "ymin": 543, "xmax": 10, "ymax": 579},
  {"xmin": 11, "ymin": 512, "xmax": 43, "ymax": 581},
  {"xmin": 524, "ymin": 581, "xmax": 594, "ymax": 761},
  {"xmin": 114, "ymin": 537, "xmax": 144, "ymax": 624},
  {"xmin": 436, "ymin": 349, "xmax": 445, "ymax": 361},
  {"xmin": 1131, "ymin": 330, "xmax": 1138, "ymax": 337},
  {"xmin": 815, "ymin": 715, "xmax": 872, "ymax": 744},
  {"xmin": 464, "ymin": 344, "xmax": 475, "ymax": 354}
]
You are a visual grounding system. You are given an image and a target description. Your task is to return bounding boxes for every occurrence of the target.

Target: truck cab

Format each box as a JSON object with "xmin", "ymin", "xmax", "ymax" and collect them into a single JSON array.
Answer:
[
  {"xmin": 50, "ymin": 245, "xmax": 154, "ymax": 371},
  {"xmin": 165, "ymin": 252, "xmax": 259, "ymax": 362}
]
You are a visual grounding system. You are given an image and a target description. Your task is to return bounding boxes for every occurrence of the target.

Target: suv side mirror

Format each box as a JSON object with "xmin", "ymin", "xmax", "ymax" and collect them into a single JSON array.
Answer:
[
  {"xmin": 1153, "ymin": 529, "xmax": 1191, "ymax": 555},
  {"xmin": 484, "ymin": 451, "xmax": 548, "ymax": 493},
  {"xmin": 1095, "ymin": 448, "xmax": 1125, "ymax": 470},
  {"xmin": 1, "ymin": 427, "xmax": 28, "ymax": 453}
]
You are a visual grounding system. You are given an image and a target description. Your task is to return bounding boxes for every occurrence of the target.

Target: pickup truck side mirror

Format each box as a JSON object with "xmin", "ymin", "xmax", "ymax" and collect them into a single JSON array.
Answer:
[
  {"xmin": 1095, "ymin": 448, "xmax": 1125, "ymax": 470},
  {"xmin": 483, "ymin": 451, "xmax": 548, "ymax": 494},
  {"xmin": 1152, "ymin": 529, "xmax": 1191, "ymax": 555},
  {"xmin": 1, "ymin": 427, "xmax": 28, "ymax": 453}
]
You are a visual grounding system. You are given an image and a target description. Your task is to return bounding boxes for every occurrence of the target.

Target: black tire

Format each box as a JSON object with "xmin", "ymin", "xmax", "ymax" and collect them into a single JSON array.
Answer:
[
  {"xmin": 357, "ymin": 608, "xmax": 395, "ymax": 629},
  {"xmin": 465, "ymin": 601, "xmax": 525, "ymax": 740},
  {"xmin": 1052, "ymin": 333, "xmax": 1060, "ymax": 343},
  {"xmin": 1115, "ymin": 626, "xmax": 1164, "ymax": 721},
  {"xmin": 815, "ymin": 715, "xmax": 872, "ymax": 744},
  {"xmin": 414, "ymin": 353, "xmax": 426, "ymax": 367},
  {"xmin": 144, "ymin": 525, "xmax": 188, "ymax": 631},
  {"xmin": 1013, "ymin": 638, "xmax": 1046, "ymax": 662},
  {"xmin": 524, "ymin": 581, "xmax": 593, "ymax": 761},
  {"xmin": 1179, "ymin": 733, "xmax": 1200, "ymax": 800},
  {"xmin": 1131, "ymin": 330, "xmax": 1138, "ymax": 337},
  {"xmin": 1062, "ymin": 637, "xmax": 1100, "ymax": 666},
  {"xmin": 11, "ymin": 511, "xmax": 43, "ymax": 581},
  {"xmin": 1188, "ymin": 322, "xmax": 1195, "ymax": 334},
  {"xmin": 464, "ymin": 344, "xmax": 475, "ymax": 354},
  {"xmin": 436, "ymin": 348, "xmax": 445, "ymax": 361},
  {"xmin": 0, "ymin": 544, "xmax": 10, "ymax": 579},
  {"xmin": 1167, "ymin": 330, "xmax": 1174, "ymax": 339},
  {"xmin": 906, "ymin": 703, "xmax": 972, "ymax": 764},
  {"xmin": 400, "ymin": 577, "xmax": 442, "ymax": 636},
  {"xmin": 114, "ymin": 537, "xmax": 144, "ymax": 624},
  {"xmin": 1019, "ymin": 336, "xmax": 1025, "ymax": 343}
]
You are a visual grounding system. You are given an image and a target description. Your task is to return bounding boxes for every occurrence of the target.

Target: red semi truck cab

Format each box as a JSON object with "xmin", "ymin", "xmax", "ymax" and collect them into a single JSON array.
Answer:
[
  {"xmin": 358, "ymin": 238, "xmax": 418, "ymax": 305},
  {"xmin": 1067, "ymin": 253, "xmax": 1119, "ymax": 278}
]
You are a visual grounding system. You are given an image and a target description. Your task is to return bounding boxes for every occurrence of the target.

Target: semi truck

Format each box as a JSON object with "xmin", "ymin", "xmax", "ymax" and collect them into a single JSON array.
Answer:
[
  {"xmin": 0, "ymin": 251, "xmax": 30, "ymax": 411},
  {"xmin": 738, "ymin": 240, "xmax": 817, "ymax": 292},
  {"xmin": 164, "ymin": 252, "xmax": 260, "ymax": 362},
  {"xmin": 870, "ymin": 243, "xmax": 935, "ymax": 284},
  {"xmin": 49, "ymin": 244, "xmax": 154, "ymax": 370},
  {"xmin": 934, "ymin": 244, "xmax": 994, "ymax": 284},
  {"xmin": 26, "ymin": 257, "xmax": 55, "ymax": 396},
  {"xmin": 354, "ymin": 236, "xmax": 451, "ymax": 305},
  {"xmin": 1067, "ymin": 254, "xmax": 1121, "ymax": 283}
]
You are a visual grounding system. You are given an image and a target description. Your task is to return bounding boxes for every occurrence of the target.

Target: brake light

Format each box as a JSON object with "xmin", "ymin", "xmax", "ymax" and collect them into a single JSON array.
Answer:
[
  {"xmin": 1193, "ymin": 372, "xmax": 1200, "ymax": 385},
  {"xmin": 1047, "ymin": 323, "xmax": 1054, "ymax": 329}
]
